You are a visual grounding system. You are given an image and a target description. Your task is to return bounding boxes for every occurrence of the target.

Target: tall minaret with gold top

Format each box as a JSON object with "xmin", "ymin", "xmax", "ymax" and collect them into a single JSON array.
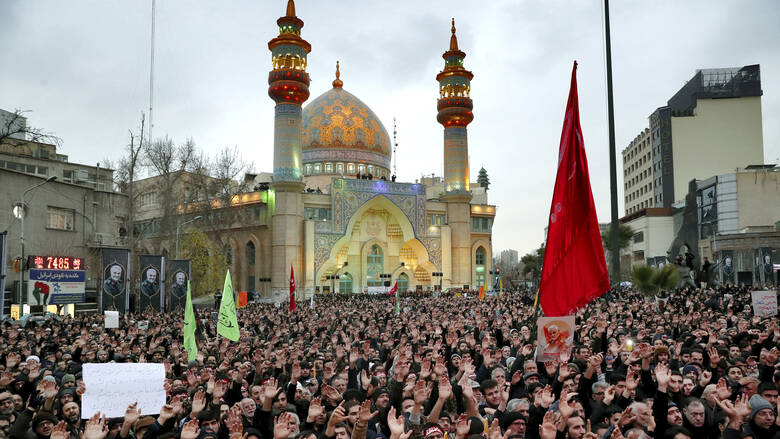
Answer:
[
  {"xmin": 437, "ymin": 19, "xmax": 474, "ymax": 288},
  {"xmin": 268, "ymin": 0, "xmax": 310, "ymax": 299}
]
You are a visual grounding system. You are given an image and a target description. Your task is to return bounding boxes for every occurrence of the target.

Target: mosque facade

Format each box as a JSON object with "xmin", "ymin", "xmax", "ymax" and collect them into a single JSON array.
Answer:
[
  {"xmin": 134, "ymin": 0, "xmax": 496, "ymax": 299},
  {"xmin": 261, "ymin": 0, "xmax": 496, "ymax": 299}
]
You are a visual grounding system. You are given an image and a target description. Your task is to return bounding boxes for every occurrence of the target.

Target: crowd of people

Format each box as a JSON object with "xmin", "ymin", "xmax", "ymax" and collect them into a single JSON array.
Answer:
[{"xmin": 0, "ymin": 284, "xmax": 778, "ymax": 439}]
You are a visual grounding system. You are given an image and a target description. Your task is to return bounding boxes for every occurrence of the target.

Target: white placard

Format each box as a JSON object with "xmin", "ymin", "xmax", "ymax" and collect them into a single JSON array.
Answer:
[
  {"xmin": 751, "ymin": 290, "xmax": 778, "ymax": 317},
  {"xmin": 81, "ymin": 363, "xmax": 166, "ymax": 418},
  {"xmin": 104, "ymin": 311, "xmax": 119, "ymax": 329}
]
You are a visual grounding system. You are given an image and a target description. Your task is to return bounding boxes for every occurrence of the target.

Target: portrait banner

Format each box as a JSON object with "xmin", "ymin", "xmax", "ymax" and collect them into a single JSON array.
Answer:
[
  {"xmin": 536, "ymin": 315, "xmax": 575, "ymax": 362},
  {"xmin": 167, "ymin": 260, "xmax": 191, "ymax": 312},
  {"xmin": 751, "ymin": 290, "xmax": 777, "ymax": 317},
  {"xmin": 139, "ymin": 255, "xmax": 164, "ymax": 312},
  {"xmin": 719, "ymin": 250, "xmax": 735, "ymax": 285},
  {"xmin": 0, "ymin": 232, "xmax": 7, "ymax": 319},
  {"xmin": 101, "ymin": 248, "xmax": 130, "ymax": 314}
]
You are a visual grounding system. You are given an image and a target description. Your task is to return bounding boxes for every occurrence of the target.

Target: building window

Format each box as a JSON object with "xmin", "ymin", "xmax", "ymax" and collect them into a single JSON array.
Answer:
[
  {"xmin": 367, "ymin": 165, "xmax": 374, "ymax": 175},
  {"xmin": 47, "ymin": 207, "xmax": 74, "ymax": 231},
  {"xmin": 471, "ymin": 217, "xmax": 492, "ymax": 233},
  {"xmin": 633, "ymin": 232, "xmax": 644, "ymax": 243},
  {"xmin": 347, "ymin": 163, "xmax": 355, "ymax": 173},
  {"xmin": 475, "ymin": 246, "xmax": 486, "ymax": 265},
  {"xmin": 304, "ymin": 207, "xmax": 332, "ymax": 221},
  {"xmin": 246, "ymin": 241, "xmax": 256, "ymax": 265},
  {"xmin": 367, "ymin": 244, "xmax": 383, "ymax": 287},
  {"xmin": 305, "ymin": 164, "xmax": 312, "ymax": 175},
  {"xmin": 139, "ymin": 192, "xmax": 157, "ymax": 207},
  {"xmin": 397, "ymin": 273, "xmax": 409, "ymax": 293},
  {"xmin": 358, "ymin": 164, "xmax": 366, "ymax": 174},
  {"xmin": 339, "ymin": 273, "xmax": 353, "ymax": 294},
  {"xmin": 325, "ymin": 162, "xmax": 333, "ymax": 173},
  {"xmin": 314, "ymin": 163, "xmax": 322, "ymax": 174},
  {"xmin": 336, "ymin": 163, "xmax": 344, "ymax": 174},
  {"xmin": 427, "ymin": 214, "xmax": 446, "ymax": 226}
]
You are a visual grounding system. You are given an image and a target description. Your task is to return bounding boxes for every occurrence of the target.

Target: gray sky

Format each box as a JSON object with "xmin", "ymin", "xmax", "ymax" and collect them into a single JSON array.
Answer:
[{"xmin": 2, "ymin": 0, "xmax": 779, "ymax": 257}]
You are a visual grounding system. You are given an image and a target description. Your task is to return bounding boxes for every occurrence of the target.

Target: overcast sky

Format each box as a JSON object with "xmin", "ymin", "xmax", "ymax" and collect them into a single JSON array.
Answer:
[{"xmin": 2, "ymin": 0, "xmax": 779, "ymax": 257}]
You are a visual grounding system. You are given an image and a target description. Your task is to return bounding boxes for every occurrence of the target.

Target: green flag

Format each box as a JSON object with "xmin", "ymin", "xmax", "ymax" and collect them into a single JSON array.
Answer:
[
  {"xmin": 183, "ymin": 281, "xmax": 198, "ymax": 362},
  {"xmin": 217, "ymin": 270, "xmax": 240, "ymax": 341}
]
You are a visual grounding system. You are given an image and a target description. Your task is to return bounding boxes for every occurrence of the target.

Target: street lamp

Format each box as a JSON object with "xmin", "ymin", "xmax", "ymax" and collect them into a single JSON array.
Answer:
[
  {"xmin": 175, "ymin": 216, "xmax": 202, "ymax": 258},
  {"xmin": 17, "ymin": 176, "xmax": 57, "ymax": 305}
]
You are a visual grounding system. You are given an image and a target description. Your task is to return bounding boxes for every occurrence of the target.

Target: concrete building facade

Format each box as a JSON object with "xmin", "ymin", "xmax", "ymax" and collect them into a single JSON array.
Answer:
[{"xmin": 622, "ymin": 65, "xmax": 764, "ymax": 216}]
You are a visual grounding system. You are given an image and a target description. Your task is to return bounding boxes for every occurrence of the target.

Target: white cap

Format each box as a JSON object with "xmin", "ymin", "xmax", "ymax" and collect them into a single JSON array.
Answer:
[{"xmin": 26, "ymin": 355, "xmax": 40, "ymax": 364}]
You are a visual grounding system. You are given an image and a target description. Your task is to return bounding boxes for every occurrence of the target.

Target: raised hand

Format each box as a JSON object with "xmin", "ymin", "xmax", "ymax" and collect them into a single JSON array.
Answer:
[
  {"xmin": 274, "ymin": 412, "xmax": 293, "ymax": 439},
  {"xmin": 455, "ymin": 414, "xmax": 470, "ymax": 438},
  {"xmin": 387, "ymin": 406, "xmax": 406, "ymax": 437},
  {"xmin": 213, "ymin": 380, "xmax": 228, "ymax": 400},
  {"xmin": 358, "ymin": 399, "xmax": 379, "ymax": 424},
  {"xmin": 83, "ymin": 412, "xmax": 109, "ymax": 439},
  {"xmin": 181, "ymin": 420, "xmax": 201, "ymax": 439},
  {"xmin": 558, "ymin": 390, "xmax": 577, "ymax": 420},
  {"xmin": 50, "ymin": 421, "xmax": 70, "ymax": 439},
  {"xmin": 698, "ymin": 370, "xmax": 713, "ymax": 387},
  {"xmin": 413, "ymin": 379, "xmax": 432, "ymax": 406},
  {"xmin": 655, "ymin": 363, "xmax": 671, "ymax": 392},
  {"xmin": 715, "ymin": 378, "xmax": 731, "ymax": 400},
  {"xmin": 307, "ymin": 397, "xmax": 324, "ymax": 421},
  {"xmin": 438, "ymin": 376, "xmax": 453, "ymax": 401},
  {"xmin": 539, "ymin": 411, "xmax": 559, "ymax": 439},
  {"xmin": 124, "ymin": 402, "xmax": 141, "ymax": 426},
  {"xmin": 626, "ymin": 371, "xmax": 638, "ymax": 391},
  {"xmin": 43, "ymin": 379, "xmax": 58, "ymax": 400},
  {"xmin": 616, "ymin": 407, "xmax": 636, "ymax": 429},
  {"xmin": 191, "ymin": 390, "xmax": 206, "ymax": 416}
]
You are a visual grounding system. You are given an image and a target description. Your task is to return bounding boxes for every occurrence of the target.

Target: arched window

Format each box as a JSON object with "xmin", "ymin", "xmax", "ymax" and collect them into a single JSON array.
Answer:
[
  {"xmin": 475, "ymin": 246, "xmax": 486, "ymax": 288},
  {"xmin": 398, "ymin": 273, "xmax": 409, "ymax": 293},
  {"xmin": 339, "ymin": 273, "xmax": 353, "ymax": 294},
  {"xmin": 367, "ymin": 244, "xmax": 383, "ymax": 286},
  {"xmin": 246, "ymin": 242, "xmax": 256, "ymax": 265},
  {"xmin": 246, "ymin": 242, "xmax": 256, "ymax": 291},
  {"xmin": 475, "ymin": 247, "xmax": 486, "ymax": 265}
]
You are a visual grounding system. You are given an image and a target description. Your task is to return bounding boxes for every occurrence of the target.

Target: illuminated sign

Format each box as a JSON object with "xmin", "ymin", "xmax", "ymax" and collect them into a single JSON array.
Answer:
[{"xmin": 28, "ymin": 255, "xmax": 84, "ymax": 271}]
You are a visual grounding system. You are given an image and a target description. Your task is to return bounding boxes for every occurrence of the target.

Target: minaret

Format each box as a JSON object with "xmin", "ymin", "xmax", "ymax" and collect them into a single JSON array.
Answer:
[
  {"xmin": 268, "ymin": 0, "xmax": 310, "ymax": 299},
  {"xmin": 437, "ymin": 19, "xmax": 474, "ymax": 289},
  {"xmin": 437, "ymin": 18, "xmax": 473, "ymax": 193},
  {"xmin": 268, "ymin": 0, "xmax": 311, "ymax": 182}
]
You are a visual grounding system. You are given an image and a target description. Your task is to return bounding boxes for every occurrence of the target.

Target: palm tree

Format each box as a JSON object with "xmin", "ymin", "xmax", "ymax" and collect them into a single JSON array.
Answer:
[
  {"xmin": 632, "ymin": 264, "xmax": 679, "ymax": 298},
  {"xmin": 602, "ymin": 223, "xmax": 635, "ymax": 283}
]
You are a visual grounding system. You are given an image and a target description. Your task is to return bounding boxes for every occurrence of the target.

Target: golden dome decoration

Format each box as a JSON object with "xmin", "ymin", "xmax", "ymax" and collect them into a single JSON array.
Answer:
[{"xmin": 302, "ymin": 63, "xmax": 392, "ymax": 172}]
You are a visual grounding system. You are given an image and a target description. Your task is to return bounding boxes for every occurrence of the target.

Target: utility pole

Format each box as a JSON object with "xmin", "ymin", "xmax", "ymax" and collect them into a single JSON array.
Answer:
[{"xmin": 604, "ymin": 0, "xmax": 621, "ymax": 284}]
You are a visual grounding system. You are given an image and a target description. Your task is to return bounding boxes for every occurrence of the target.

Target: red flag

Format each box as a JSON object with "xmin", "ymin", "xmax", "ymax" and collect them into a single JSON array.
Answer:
[
  {"xmin": 478, "ymin": 285, "xmax": 485, "ymax": 300},
  {"xmin": 539, "ymin": 61, "xmax": 610, "ymax": 317},
  {"xmin": 289, "ymin": 265, "xmax": 296, "ymax": 312},
  {"xmin": 385, "ymin": 282, "xmax": 397, "ymax": 296}
]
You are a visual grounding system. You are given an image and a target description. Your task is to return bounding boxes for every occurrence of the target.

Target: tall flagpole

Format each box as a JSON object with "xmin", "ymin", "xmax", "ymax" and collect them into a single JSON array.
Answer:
[
  {"xmin": 604, "ymin": 0, "xmax": 620, "ymax": 284},
  {"xmin": 149, "ymin": 0, "xmax": 156, "ymax": 144}
]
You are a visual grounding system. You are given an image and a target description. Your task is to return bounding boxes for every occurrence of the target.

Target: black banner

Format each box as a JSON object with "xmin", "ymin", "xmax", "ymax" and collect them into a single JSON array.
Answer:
[
  {"xmin": 139, "ymin": 255, "xmax": 164, "ymax": 312},
  {"xmin": 0, "ymin": 232, "xmax": 7, "ymax": 319},
  {"xmin": 719, "ymin": 250, "xmax": 735, "ymax": 285},
  {"xmin": 101, "ymin": 248, "xmax": 130, "ymax": 314},
  {"xmin": 167, "ymin": 259, "xmax": 191, "ymax": 312}
]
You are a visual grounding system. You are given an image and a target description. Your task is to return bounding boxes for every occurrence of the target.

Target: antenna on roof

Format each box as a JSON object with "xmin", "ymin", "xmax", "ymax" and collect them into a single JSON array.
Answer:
[{"xmin": 392, "ymin": 117, "xmax": 398, "ymax": 177}]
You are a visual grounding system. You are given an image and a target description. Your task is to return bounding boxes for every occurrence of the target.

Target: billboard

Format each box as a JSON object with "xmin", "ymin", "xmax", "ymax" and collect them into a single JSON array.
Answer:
[
  {"xmin": 138, "ymin": 255, "xmax": 164, "ymax": 312},
  {"xmin": 166, "ymin": 260, "xmax": 190, "ymax": 312},
  {"xmin": 101, "ymin": 248, "xmax": 130, "ymax": 314},
  {"xmin": 27, "ymin": 269, "xmax": 86, "ymax": 304}
]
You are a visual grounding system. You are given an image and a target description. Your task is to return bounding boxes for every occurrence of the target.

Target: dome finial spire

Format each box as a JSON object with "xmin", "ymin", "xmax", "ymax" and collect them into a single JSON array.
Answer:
[
  {"xmin": 285, "ymin": 0, "xmax": 296, "ymax": 17},
  {"xmin": 333, "ymin": 60, "xmax": 343, "ymax": 88},
  {"xmin": 450, "ymin": 18, "xmax": 459, "ymax": 51}
]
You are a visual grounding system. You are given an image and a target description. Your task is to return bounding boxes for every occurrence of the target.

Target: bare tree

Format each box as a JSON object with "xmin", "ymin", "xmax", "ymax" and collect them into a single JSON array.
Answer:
[
  {"xmin": 144, "ymin": 136, "xmax": 197, "ymax": 242},
  {"xmin": 0, "ymin": 109, "xmax": 62, "ymax": 147},
  {"xmin": 104, "ymin": 114, "xmax": 148, "ymax": 251}
]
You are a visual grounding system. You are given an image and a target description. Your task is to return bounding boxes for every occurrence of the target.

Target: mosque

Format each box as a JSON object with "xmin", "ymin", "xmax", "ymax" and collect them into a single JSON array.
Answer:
[
  {"xmin": 257, "ymin": 0, "xmax": 497, "ymax": 298},
  {"xmin": 203, "ymin": 0, "xmax": 496, "ymax": 299}
]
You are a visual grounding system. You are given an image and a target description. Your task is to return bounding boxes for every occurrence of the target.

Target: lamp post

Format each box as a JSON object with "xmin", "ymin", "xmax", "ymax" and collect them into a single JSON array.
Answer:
[
  {"xmin": 175, "ymin": 216, "xmax": 202, "ymax": 258},
  {"xmin": 16, "ymin": 176, "xmax": 57, "ymax": 305}
]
